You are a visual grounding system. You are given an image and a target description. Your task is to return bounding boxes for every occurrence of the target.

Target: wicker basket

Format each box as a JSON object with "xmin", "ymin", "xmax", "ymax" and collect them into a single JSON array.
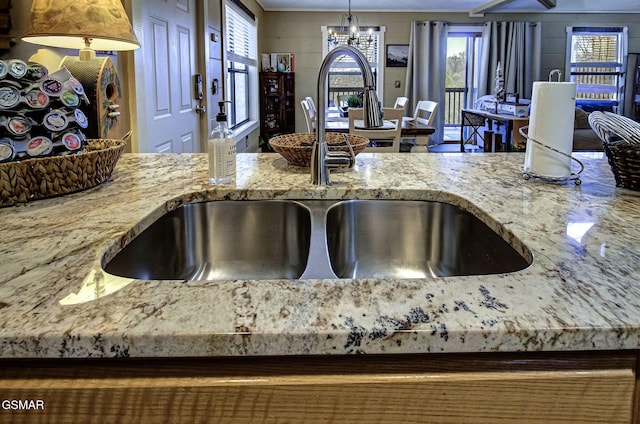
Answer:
[
  {"xmin": 588, "ymin": 111, "xmax": 640, "ymax": 191},
  {"xmin": 269, "ymin": 133, "xmax": 369, "ymax": 167},
  {"xmin": 602, "ymin": 141, "xmax": 640, "ymax": 190},
  {"xmin": 0, "ymin": 139, "xmax": 127, "ymax": 207}
]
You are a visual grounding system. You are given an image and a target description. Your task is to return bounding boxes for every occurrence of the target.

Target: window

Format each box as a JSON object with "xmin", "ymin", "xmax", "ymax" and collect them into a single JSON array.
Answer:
[
  {"xmin": 446, "ymin": 27, "xmax": 483, "ymax": 127},
  {"xmin": 225, "ymin": 0, "xmax": 257, "ymax": 128},
  {"xmin": 565, "ymin": 26, "xmax": 628, "ymax": 113},
  {"xmin": 321, "ymin": 26, "xmax": 385, "ymax": 108}
]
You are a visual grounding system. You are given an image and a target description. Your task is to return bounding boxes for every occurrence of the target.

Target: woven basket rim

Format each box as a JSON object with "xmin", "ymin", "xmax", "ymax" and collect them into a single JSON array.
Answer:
[
  {"xmin": 0, "ymin": 138, "xmax": 128, "ymax": 206},
  {"xmin": 0, "ymin": 138, "xmax": 127, "ymax": 168},
  {"xmin": 268, "ymin": 133, "xmax": 369, "ymax": 167},
  {"xmin": 269, "ymin": 133, "xmax": 369, "ymax": 148}
]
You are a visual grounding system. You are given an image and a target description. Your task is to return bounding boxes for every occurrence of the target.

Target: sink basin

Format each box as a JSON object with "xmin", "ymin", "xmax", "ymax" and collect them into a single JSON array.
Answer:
[
  {"xmin": 104, "ymin": 199, "xmax": 530, "ymax": 281},
  {"xmin": 104, "ymin": 200, "xmax": 312, "ymax": 280},
  {"xmin": 325, "ymin": 200, "xmax": 531, "ymax": 278}
]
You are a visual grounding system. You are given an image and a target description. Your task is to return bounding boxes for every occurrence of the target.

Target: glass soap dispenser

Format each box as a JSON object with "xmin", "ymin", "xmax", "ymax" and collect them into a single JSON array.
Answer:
[{"xmin": 208, "ymin": 100, "xmax": 236, "ymax": 185}]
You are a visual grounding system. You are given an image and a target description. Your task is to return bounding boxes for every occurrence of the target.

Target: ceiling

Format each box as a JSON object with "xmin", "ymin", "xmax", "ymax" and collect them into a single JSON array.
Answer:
[{"xmin": 255, "ymin": 0, "xmax": 640, "ymax": 14}]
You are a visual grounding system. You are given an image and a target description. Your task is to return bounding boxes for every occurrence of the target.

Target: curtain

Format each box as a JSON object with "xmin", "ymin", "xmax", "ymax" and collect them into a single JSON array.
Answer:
[
  {"xmin": 478, "ymin": 21, "xmax": 541, "ymax": 100},
  {"xmin": 404, "ymin": 21, "xmax": 448, "ymax": 144}
]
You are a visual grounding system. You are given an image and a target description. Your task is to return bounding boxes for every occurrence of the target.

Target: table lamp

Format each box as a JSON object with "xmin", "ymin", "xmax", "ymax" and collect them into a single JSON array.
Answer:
[
  {"xmin": 21, "ymin": 0, "xmax": 140, "ymax": 140},
  {"xmin": 22, "ymin": 0, "xmax": 139, "ymax": 60}
]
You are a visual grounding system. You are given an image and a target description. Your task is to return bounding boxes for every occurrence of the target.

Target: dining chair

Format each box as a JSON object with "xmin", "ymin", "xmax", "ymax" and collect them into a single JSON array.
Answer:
[
  {"xmin": 349, "ymin": 107, "xmax": 404, "ymax": 153},
  {"xmin": 337, "ymin": 95, "xmax": 350, "ymax": 108},
  {"xmin": 405, "ymin": 100, "xmax": 438, "ymax": 152},
  {"xmin": 305, "ymin": 96, "xmax": 317, "ymax": 116},
  {"xmin": 413, "ymin": 100, "xmax": 438, "ymax": 126},
  {"xmin": 393, "ymin": 96, "xmax": 409, "ymax": 112},
  {"xmin": 300, "ymin": 98, "xmax": 316, "ymax": 132}
]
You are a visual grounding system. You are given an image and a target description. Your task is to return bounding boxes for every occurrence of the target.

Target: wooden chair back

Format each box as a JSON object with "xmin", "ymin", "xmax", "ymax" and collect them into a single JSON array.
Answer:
[
  {"xmin": 301, "ymin": 99, "xmax": 316, "ymax": 133},
  {"xmin": 349, "ymin": 107, "xmax": 404, "ymax": 153},
  {"xmin": 413, "ymin": 100, "xmax": 438, "ymax": 127},
  {"xmin": 393, "ymin": 96, "xmax": 409, "ymax": 112}
]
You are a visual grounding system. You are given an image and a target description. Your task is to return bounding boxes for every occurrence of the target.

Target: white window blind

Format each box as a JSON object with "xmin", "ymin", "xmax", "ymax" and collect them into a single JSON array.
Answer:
[
  {"xmin": 226, "ymin": 3, "xmax": 256, "ymax": 67},
  {"xmin": 224, "ymin": 0, "xmax": 258, "ymax": 128},
  {"xmin": 569, "ymin": 27, "xmax": 625, "ymax": 66}
]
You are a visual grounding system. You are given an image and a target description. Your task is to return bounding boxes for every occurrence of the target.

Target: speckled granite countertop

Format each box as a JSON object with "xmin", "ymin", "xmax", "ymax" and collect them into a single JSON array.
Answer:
[{"xmin": 0, "ymin": 152, "xmax": 638, "ymax": 358}]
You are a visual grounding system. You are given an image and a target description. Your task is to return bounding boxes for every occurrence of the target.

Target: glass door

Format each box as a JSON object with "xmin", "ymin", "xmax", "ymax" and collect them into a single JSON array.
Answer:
[{"xmin": 445, "ymin": 28, "xmax": 482, "ymax": 142}]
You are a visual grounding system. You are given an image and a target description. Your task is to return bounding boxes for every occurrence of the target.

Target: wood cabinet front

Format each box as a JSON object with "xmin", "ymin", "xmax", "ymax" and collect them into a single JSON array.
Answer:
[{"xmin": 0, "ymin": 352, "xmax": 635, "ymax": 423}]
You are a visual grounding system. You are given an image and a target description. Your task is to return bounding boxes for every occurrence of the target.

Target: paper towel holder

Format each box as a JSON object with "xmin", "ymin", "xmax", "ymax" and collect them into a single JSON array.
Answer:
[
  {"xmin": 519, "ymin": 126, "xmax": 584, "ymax": 185},
  {"xmin": 549, "ymin": 69, "xmax": 562, "ymax": 82}
]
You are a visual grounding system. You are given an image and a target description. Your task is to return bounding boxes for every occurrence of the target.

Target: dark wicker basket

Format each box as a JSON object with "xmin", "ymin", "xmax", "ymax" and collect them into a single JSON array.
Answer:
[
  {"xmin": 602, "ymin": 141, "xmax": 640, "ymax": 190},
  {"xmin": 0, "ymin": 139, "xmax": 127, "ymax": 207},
  {"xmin": 588, "ymin": 111, "xmax": 640, "ymax": 191},
  {"xmin": 268, "ymin": 133, "xmax": 369, "ymax": 167}
]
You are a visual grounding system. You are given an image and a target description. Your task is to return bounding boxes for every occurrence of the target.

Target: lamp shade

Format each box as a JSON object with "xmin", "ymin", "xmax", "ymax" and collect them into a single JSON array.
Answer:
[{"xmin": 22, "ymin": 0, "xmax": 140, "ymax": 51}]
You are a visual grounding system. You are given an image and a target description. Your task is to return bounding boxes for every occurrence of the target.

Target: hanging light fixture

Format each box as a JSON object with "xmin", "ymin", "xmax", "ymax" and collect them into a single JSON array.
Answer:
[{"xmin": 328, "ymin": 0, "xmax": 373, "ymax": 49}]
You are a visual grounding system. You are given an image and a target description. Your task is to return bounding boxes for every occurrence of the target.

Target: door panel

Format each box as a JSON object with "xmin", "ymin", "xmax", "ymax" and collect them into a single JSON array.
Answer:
[
  {"xmin": 156, "ymin": 140, "xmax": 173, "ymax": 153},
  {"xmin": 151, "ymin": 18, "xmax": 171, "ymax": 117},
  {"xmin": 180, "ymin": 131, "xmax": 194, "ymax": 152},
  {"xmin": 177, "ymin": 0, "xmax": 189, "ymax": 12},
  {"xmin": 134, "ymin": 0, "xmax": 201, "ymax": 153},
  {"xmin": 178, "ymin": 26, "xmax": 192, "ymax": 110}
]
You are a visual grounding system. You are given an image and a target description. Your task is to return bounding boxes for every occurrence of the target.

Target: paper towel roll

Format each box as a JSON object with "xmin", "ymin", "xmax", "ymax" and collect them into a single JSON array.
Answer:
[{"xmin": 523, "ymin": 82, "xmax": 576, "ymax": 178}]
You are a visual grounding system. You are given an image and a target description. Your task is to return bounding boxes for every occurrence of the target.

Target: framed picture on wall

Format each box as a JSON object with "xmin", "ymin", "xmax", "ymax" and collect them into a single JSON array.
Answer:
[{"xmin": 386, "ymin": 44, "xmax": 409, "ymax": 67}]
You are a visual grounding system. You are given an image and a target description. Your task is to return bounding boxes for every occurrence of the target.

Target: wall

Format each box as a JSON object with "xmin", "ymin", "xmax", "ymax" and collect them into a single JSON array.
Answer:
[
  {"xmin": 260, "ymin": 11, "xmax": 640, "ymax": 133},
  {"xmin": 3, "ymin": 1, "xmax": 76, "ymax": 74}
]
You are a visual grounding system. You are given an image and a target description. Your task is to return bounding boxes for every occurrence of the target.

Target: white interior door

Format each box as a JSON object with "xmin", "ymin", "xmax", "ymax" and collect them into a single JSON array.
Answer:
[{"xmin": 132, "ymin": 0, "xmax": 203, "ymax": 153}]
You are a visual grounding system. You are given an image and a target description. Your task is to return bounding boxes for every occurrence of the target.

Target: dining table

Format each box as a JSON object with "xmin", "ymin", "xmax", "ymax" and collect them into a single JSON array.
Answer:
[{"xmin": 323, "ymin": 107, "xmax": 435, "ymax": 151}]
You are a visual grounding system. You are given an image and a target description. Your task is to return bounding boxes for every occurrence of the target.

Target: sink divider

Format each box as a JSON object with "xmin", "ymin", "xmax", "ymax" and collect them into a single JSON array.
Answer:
[{"xmin": 298, "ymin": 200, "xmax": 340, "ymax": 280}]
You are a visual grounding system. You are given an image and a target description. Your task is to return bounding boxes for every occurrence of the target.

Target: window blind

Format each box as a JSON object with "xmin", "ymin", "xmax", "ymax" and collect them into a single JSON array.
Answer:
[{"xmin": 225, "ymin": 2, "xmax": 256, "ymax": 67}]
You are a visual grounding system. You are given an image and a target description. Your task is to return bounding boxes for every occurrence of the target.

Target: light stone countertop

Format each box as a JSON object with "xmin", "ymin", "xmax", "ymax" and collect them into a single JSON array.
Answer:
[{"xmin": 0, "ymin": 152, "xmax": 638, "ymax": 358}]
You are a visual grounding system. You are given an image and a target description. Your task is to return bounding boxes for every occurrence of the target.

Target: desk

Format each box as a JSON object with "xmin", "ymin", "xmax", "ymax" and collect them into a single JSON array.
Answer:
[
  {"xmin": 325, "ymin": 109, "xmax": 435, "ymax": 144},
  {"xmin": 460, "ymin": 109, "xmax": 529, "ymax": 153}
]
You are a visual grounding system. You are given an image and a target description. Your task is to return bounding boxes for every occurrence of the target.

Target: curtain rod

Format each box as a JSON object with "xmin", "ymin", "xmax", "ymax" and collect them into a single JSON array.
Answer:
[{"xmin": 415, "ymin": 21, "xmax": 538, "ymax": 27}]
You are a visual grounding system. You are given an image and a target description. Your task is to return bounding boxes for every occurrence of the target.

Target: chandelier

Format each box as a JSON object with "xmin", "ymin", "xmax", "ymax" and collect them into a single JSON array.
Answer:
[{"xmin": 327, "ymin": 0, "xmax": 373, "ymax": 49}]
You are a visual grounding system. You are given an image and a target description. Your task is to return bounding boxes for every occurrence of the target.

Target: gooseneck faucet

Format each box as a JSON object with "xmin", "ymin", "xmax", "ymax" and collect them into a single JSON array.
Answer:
[{"xmin": 311, "ymin": 45, "xmax": 383, "ymax": 185}]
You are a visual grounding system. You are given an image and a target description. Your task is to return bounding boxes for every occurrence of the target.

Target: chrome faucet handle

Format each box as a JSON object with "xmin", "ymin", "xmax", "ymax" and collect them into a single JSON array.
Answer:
[
  {"xmin": 324, "ymin": 137, "xmax": 354, "ymax": 169},
  {"xmin": 341, "ymin": 133, "xmax": 356, "ymax": 167}
]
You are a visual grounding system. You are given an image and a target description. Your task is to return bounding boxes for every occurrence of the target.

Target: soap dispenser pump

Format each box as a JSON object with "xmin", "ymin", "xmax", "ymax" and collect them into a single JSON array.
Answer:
[{"xmin": 208, "ymin": 100, "xmax": 236, "ymax": 185}]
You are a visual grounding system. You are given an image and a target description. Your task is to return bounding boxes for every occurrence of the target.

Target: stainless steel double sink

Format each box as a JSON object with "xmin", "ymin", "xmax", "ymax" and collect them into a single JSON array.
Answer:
[{"xmin": 103, "ymin": 200, "xmax": 532, "ymax": 280}]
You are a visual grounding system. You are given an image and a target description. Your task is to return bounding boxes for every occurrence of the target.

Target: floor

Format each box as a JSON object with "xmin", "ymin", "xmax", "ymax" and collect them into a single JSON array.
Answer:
[
  {"xmin": 428, "ymin": 125, "xmax": 499, "ymax": 153},
  {"xmin": 419, "ymin": 125, "xmax": 466, "ymax": 153},
  {"xmin": 443, "ymin": 125, "xmax": 461, "ymax": 142},
  {"xmin": 428, "ymin": 143, "xmax": 462, "ymax": 153},
  {"xmin": 401, "ymin": 125, "xmax": 488, "ymax": 153}
]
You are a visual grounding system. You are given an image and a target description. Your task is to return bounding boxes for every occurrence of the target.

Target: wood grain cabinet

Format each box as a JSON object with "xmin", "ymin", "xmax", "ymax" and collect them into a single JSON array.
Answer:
[
  {"xmin": 259, "ymin": 72, "xmax": 295, "ymax": 141},
  {"xmin": 0, "ymin": 0, "xmax": 12, "ymax": 52},
  {"xmin": 0, "ymin": 352, "xmax": 636, "ymax": 423}
]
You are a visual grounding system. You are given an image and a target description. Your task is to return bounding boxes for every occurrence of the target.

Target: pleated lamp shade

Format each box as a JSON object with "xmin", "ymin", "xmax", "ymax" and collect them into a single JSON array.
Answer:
[{"xmin": 22, "ymin": 0, "xmax": 140, "ymax": 51}]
